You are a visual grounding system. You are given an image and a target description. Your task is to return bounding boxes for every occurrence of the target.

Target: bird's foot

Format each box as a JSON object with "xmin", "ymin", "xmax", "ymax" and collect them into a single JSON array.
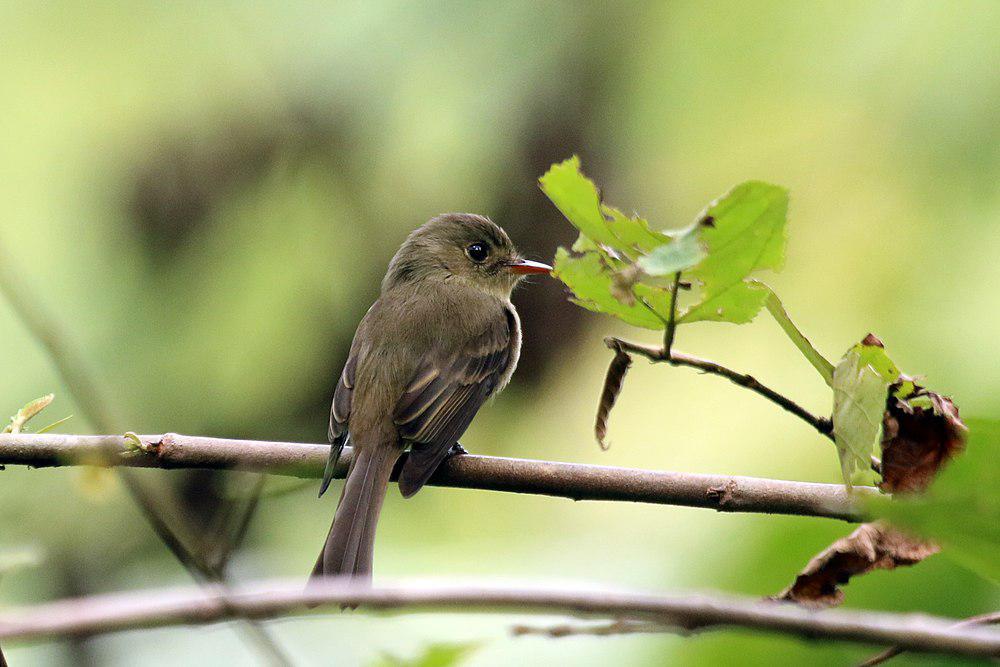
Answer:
[{"xmin": 447, "ymin": 442, "xmax": 468, "ymax": 457}]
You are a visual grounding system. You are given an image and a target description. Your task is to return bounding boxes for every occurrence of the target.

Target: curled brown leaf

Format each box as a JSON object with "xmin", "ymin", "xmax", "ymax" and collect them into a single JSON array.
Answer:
[
  {"xmin": 610, "ymin": 264, "xmax": 642, "ymax": 306},
  {"xmin": 772, "ymin": 521, "xmax": 939, "ymax": 608},
  {"xmin": 595, "ymin": 343, "xmax": 633, "ymax": 451},
  {"xmin": 880, "ymin": 381, "xmax": 967, "ymax": 494}
]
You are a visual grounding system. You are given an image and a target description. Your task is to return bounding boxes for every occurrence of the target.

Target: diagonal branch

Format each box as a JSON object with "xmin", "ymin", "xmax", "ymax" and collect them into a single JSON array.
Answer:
[
  {"xmin": 0, "ymin": 245, "xmax": 290, "ymax": 665},
  {"xmin": 606, "ymin": 337, "xmax": 834, "ymax": 439},
  {"xmin": 0, "ymin": 579, "xmax": 998, "ymax": 660},
  {"xmin": 0, "ymin": 433, "xmax": 871, "ymax": 522}
]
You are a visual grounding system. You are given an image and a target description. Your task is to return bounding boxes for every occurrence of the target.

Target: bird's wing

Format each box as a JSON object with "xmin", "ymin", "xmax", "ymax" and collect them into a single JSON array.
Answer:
[
  {"xmin": 392, "ymin": 308, "xmax": 515, "ymax": 497},
  {"xmin": 319, "ymin": 342, "xmax": 359, "ymax": 497}
]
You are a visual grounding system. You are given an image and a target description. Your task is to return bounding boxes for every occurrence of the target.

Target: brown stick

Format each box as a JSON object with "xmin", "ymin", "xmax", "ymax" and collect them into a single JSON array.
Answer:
[
  {"xmin": 0, "ymin": 579, "xmax": 997, "ymax": 659},
  {"xmin": 606, "ymin": 337, "xmax": 834, "ymax": 439},
  {"xmin": 0, "ymin": 433, "xmax": 870, "ymax": 522}
]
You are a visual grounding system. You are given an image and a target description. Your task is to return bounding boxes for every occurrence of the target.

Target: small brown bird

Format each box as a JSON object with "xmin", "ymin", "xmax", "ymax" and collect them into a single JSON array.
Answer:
[{"xmin": 311, "ymin": 213, "xmax": 550, "ymax": 582}]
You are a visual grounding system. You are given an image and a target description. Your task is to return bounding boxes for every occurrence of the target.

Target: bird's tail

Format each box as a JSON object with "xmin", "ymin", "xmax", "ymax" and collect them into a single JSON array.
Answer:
[{"xmin": 310, "ymin": 443, "xmax": 398, "ymax": 582}]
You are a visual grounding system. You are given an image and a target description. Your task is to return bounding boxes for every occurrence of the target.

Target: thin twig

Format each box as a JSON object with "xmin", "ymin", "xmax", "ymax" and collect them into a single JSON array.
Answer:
[
  {"xmin": 0, "ymin": 579, "xmax": 997, "ymax": 659},
  {"xmin": 0, "ymin": 433, "xmax": 871, "ymax": 522},
  {"xmin": 0, "ymin": 245, "xmax": 120, "ymax": 433},
  {"xmin": 94, "ymin": 463, "xmax": 290, "ymax": 665},
  {"xmin": 212, "ymin": 474, "xmax": 267, "ymax": 572},
  {"xmin": 605, "ymin": 337, "xmax": 834, "ymax": 440},
  {"xmin": 663, "ymin": 271, "xmax": 682, "ymax": 356},
  {"xmin": 858, "ymin": 610, "xmax": 1000, "ymax": 666}
]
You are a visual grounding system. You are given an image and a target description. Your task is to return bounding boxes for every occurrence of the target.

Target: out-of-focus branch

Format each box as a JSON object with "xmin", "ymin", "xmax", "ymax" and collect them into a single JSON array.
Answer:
[
  {"xmin": 0, "ymin": 433, "xmax": 871, "ymax": 522},
  {"xmin": 0, "ymin": 246, "xmax": 290, "ymax": 665},
  {"xmin": 0, "ymin": 244, "xmax": 121, "ymax": 434},
  {"xmin": 0, "ymin": 579, "xmax": 998, "ymax": 660}
]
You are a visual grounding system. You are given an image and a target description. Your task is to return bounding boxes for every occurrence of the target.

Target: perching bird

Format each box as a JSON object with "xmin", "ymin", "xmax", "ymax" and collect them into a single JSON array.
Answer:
[{"xmin": 311, "ymin": 213, "xmax": 551, "ymax": 582}]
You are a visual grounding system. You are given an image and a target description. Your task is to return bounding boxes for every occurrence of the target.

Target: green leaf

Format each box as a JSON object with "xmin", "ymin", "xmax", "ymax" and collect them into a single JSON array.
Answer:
[
  {"xmin": 854, "ymin": 339, "xmax": 901, "ymax": 383},
  {"xmin": 372, "ymin": 643, "xmax": 480, "ymax": 667},
  {"xmin": 681, "ymin": 279, "xmax": 772, "ymax": 325},
  {"xmin": 679, "ymin": 181, "xmax": 788, "ymax": 324},
  {"xmin": 552, "ymin": 248, "xmax": 668, "ymax": 329},
  {"xmin": 539, "ymin": 156, "xmax": 668, "ymax": 259},
  {"xmin": 831, "ymin": 338, "xmax": 899, "ymax": 487},
  {"xmin": 868, "ymin": 419, "xmax": 1000, "ymax": 583},
  {"xmin": 542, "ymin": 161, "xmax": 792, "ymax": 330},
  {"xmin": 3, "ymin": 393, "xmax": 55, "ymax": 434},
  {"xmin": 601, "ymin": 207, "xmax": 672, "ymax": 256},
  {"xmin": 637, "ymin": 222, "xmax": 706, "ymax": 276},
  {"xmin": 760, "ymin": 284, "xmax": 835, "ymax": 386}
]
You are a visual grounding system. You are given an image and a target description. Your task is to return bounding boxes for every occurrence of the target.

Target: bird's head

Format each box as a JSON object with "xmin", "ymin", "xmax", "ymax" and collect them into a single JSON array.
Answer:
[{"xmin": 382, "ymin": 213, "xmax": 551, "ymax": 297}]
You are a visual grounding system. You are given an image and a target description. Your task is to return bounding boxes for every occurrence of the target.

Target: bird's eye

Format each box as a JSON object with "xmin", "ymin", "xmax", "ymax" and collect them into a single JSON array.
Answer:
[{"xmin": 466, "ymin": 242, "xmax": 489, "ymax": 263}]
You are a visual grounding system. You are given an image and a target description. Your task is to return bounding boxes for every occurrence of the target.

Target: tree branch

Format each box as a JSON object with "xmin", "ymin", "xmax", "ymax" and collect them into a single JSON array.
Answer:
[
  {"xmin": 858, "ymin": 611, "xmax": 1000, "ymax": 666},
  {"xmin": 0, "ymin": 433, "xmax": 870, "ymax": 522},
  {"xmin": 0, "ymin": 579, "xmax": 997, "ymax": 659},
  {"xmin": 605, "ymin": 337, "xmax": 834, "ymax": 439}
]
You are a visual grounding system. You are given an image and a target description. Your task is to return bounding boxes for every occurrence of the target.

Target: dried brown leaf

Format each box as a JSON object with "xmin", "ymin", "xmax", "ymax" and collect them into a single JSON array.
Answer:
[
  {"xmin": 610, "ymin": 264, "xmax": 641, "ymax": 306},
  {"xmin": 595, "ymin": 345, "xmax": 632, "ymax": 451},
  {"xmin": 772, "ymin": 521, "xmax": 939, "ymax": 607},
  {"xmin": 880, "ymin": 382, "xmax": 967, "ymax": 494}
]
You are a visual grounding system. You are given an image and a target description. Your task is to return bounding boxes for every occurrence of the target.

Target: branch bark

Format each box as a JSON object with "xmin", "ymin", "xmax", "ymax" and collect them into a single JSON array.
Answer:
[
  {"xmin": 858, "ymin": 611, "xmax": 1000, "ymax": 666},
  {"xmin": 0, "ymin": 579, "xmax": 997, "ymax": 659},
  {"xmin": 0, "ymin": 433, "xmax": 869, "ymax": 522}
]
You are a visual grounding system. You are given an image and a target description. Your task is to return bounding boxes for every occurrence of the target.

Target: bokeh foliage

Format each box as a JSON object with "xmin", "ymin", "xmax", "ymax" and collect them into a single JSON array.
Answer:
[{"xmin": 1, "ymin": 2, "xmax": 999, "ymax": 665}]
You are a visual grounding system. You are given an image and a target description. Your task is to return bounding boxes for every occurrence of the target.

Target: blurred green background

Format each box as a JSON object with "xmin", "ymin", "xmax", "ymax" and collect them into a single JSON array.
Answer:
[{"xmin": 1, "ymin": 1, "xmax": 998, "ymax": 665}]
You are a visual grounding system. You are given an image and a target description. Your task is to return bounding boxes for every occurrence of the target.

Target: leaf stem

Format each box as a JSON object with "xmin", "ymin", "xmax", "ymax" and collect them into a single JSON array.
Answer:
[
  {"xmin": 758, "ymin": 283, "xmax": 835, "ymax": 386},
  {"xmin": 605, "ymin": 337, "xmax": 834, "ymax": 441},
  {"xmin": 662, "ymin": 271, "xmax": 682, "ymax": 357}
]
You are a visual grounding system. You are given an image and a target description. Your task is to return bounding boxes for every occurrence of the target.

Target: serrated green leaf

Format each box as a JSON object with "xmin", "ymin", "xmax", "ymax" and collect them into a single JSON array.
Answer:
[
  {"xmin": 682, "ymin": 279, "xmax": 772, "ymax": 324},
  {"xmin": 553, "ymin": 248, "xmax": 668, "ymax": 329},
  {"xmin": 637, "ymin": 223, "xmax": 706, "ymax": 276},
  {"xmin": 868, "ymin": 419, "xmax": 1000, "ymax": 583},
  {"xmin": 855, "ymin": 342, "xmax": 901, "ymax": 383},
  {"xmin": 602, "ymin": 207, "xmax": 671, "ymax": 255},
  {"xmin": 570, "ymin": 231, "xmax": 600, "ymax": 253},
  {"xmin": 679, "ymin": 181, "xmax": 788, "ymax": 324},
  {"xmin": 893, "ymin": 378, "xmax": 918, "ymax": 399},
  {"xmin": 832, "ymin": 339, "xmax": 900, "ymax": 487},
  {"xmin": 540, "ymin": 157, "xmax": 668, "ymax": 259}
]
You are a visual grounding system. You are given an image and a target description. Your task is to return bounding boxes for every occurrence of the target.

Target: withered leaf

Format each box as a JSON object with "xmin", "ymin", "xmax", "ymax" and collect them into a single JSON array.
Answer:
[
  {"xmin": 880, "ymin": 381, "xmax": 967, "ymax": 494},
  {"xmin": 610, "ymin": 264, "xmax": 642, "ymax": 306},
  {"xmin": 773, "ymin": 521, "xmax": 939, "ymax": 607},
  {"xmin": 595, "ymin": 344, "xmax": 633, "ymax": 451}
]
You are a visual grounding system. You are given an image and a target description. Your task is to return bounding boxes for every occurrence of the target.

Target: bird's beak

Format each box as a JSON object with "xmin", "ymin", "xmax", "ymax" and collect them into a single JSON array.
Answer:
[{"xmin": 508, "ymin": 259, "xmax": 553, "ymax": 275}]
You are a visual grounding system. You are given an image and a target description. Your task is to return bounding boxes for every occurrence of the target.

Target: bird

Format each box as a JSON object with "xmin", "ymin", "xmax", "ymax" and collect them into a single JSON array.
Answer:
[{"xmin": 311, "ymin": 213, "xmax": 551, "ymax": 583}]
